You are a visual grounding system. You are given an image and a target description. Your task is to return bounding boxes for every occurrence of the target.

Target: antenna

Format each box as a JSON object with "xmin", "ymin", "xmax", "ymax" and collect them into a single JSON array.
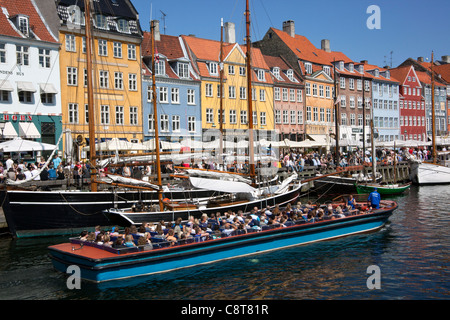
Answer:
[
  {"xmin": 160, "ymin": 10, "xmax": 167, "ymax": 35},
  {"xmin": 390, "ymin": 51, "xmax": 393, "ymax": 68}
]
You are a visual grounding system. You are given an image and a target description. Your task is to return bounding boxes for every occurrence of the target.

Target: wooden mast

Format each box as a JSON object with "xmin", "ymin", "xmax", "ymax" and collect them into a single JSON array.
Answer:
[
  {"xmin": 431, "ymin": 51, "xmax": 437, "ymax": 164},
  {"xmin": 245, "ymin": 0, "xmax": 256, "ymax": 184},
  {"xmin": 333, "ymin": 59, "xmax": 340, "ymax": 167},
  {"xmin": 151, "ymin": 20, "xmax": 164, "ymax": 211},
  {"xmin": 219, "ymin": 18, "xmax": 224, "ymax": 161},
  {"xmin": 84, "ymin": 0, "xmax": 97, "ymax": 192}
]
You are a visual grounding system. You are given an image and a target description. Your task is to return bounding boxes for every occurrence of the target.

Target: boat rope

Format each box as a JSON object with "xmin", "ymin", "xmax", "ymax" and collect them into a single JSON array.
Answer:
[{"xmin": 58, "ymin": 192, "xmax": 104, "ymax": 216}]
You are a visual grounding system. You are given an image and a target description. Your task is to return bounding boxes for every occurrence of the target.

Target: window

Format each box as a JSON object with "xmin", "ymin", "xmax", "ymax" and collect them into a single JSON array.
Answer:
[
  {"xmin": 16, "ymin": 45, "xmax": 29, "ymax": 66},
  {"xmin": 319, "ymin": 108, "xmax": 325, "ymax": 122},
  {"xmin": 304, "ymin": 62, "xmax": 312, "ymax": 74},
  {"xmin": 41, "ymin": 93, "xmax": 53, "ymax": 104},
  {"xmin": 228, "ymin": 86, "xmax": 236, "ymax": 99},
  {"xmin": 257, "ymin": 69, "xmax": 265, "ymax": 81},
  {"xmin": 85, "ymin": 104, "xmax": 89, "ymax": 124},
  {"xmin": 187, "ymin": 89, "xmax": 195, "ymax": 105},
  {"xmin": 68, "ymin": 103, "xmax": 78, "ymax": 124},
  {"xmin": 171, "ymin": 88, "xmax": 179, "ymax": 104},
  {"xmin": 172, "ymin": 115, "xmax": 180, "ymax": 132},
  {"xmin": 341, "ymin": 113, "xmax": 347, "ymax": 125},
  {"xmin": 18, "ymin": 91, "xmax": 32, "ymax": 103},
  {"xmin": 206, "ymin": 108, "xmax": 214, "ymax": 123},
  {"xmin": 306, "ymin": 106, "xmax": 311, "ymax": 122},
  {"xmin": 67, "ymin": 67, "xmax": 77, "ymax": 86},
  {"xmin": 0, "ymin": 90, "xmax": 9, "ymax": 102},
  {"xmin": 113, "ymin": 42, "xmax": 122, "ymax": 58},
  {"xmin": 274, "ymin": 87, "xmax": 281, "ymax": 100},
  {"xmin": 229, "ymin": 110, "xmax": 237, "ymax": 124},
  {"xmin": 18, "ymin": 16, "xmax": 29, "ymax": 36},
  {"xmin": 188, "ymin": 117, "xmax": 196, "ymax": 132},
  {"xmin": 349, "ymin": 96, "xmax": 355, "ymax": 108},
  {"xmin": 240, "ymin": 110, "xmax": 248, "ymax": 124},
  {"xmin": 117, "ymin": 19, "xmax": 129, "ymax": 33},
  {"xmin": 283, "ymin": 110, "xmax": 288, "ymax": 124},
  {"xmin": 208, "ymin": 62, "xmax": 218, "ymax": 75},
  {"xmin": 100, "ymin": 105, "xmax": 109, "ymax": 124},
  {"xmin": 148, "ymin": 114, "xmax": 155, "ymax": 131},
  {"xmin": 326, "ymin": 109, "xmax": 331, "ymax": 123},
  {"xmin": 349, "ymin": 78, "xmax": 354, "ymax": 90},
  {"xmin": 159, "ymin": 87, "xmax": 168, "ymax": 103},
  {"xmin": 99, "ymin": 70, "xmax": 109, "ymax": 88},
  {"xmin": 313, "ymin": 107, "xmax": 318, "ymax": 122},
  {"xmin": 340, "ymin": 77, "xmax": 345, "ymax": 89},
  {"xmin": 114, "ymin": 72, "xmax": 123, "ymax": 90},
  {"xmin": 312, "ymin": 84, "xmax": 318, "ymax": 96},
  {"xmin": 275, "ymin": 110, "xmax": 281, "ymax": 124},
  {"xmin": 160, "ymin": 114, "xmax": 169, "ymax": 132},
  {"xmin": 298, "ymin": 89, "xmax": 303, "ymax": 102},
  {"xmin": 127, "ymin": 44, "xmax": 136, "ymax": 60},
  {"xmin": 82, "ymin": 37, "xmax": 86, "ymax": 53},
  {"xmin": 282, "ymin": 88, "xmax": 288, "ymax": 101},
  {"xmin": 306, "ymin": 83, "xmax": 311, "ymax": 96},
  {"xmin": 38, "ymin": 49, "xmax": 51, "ymax": 68},
  {"xmin": 365, "ymin": 80, "xmax": 370, "ymax": 91},
  {"xmin": 218, "ymin": 110, "xmax": 225, "ymax": 124},
  {"xmin": 287, "ymin": 69, "xmax": 294, "ymax": 81},
  {"xmin": 260, "ymin": 112, "xmax": 266, "ymax": 126},
  {"xmin": 340, "ymin": 95, "xmax": 346, "ymax": 107},
  {"xmin": 115, "ymin": 106, "xmax": 124, "ymax": 125},
  {"xmin": 205, "ymin": 83, "xmax": 213, "ymax": 97},
  {"xmin": 260, "ymin": 89, "xmax": 266, "ymax": 101},
  {"xmin": 178, "ymin": 63, "xmax": 189, "ymax": 78},
  {"xmin": 350, "ymin": 113, "xmax": 356, "ymax": 126},
  {"xmin": 239, "ymin": 87, "xmax": 247, "ymax": 100},
  {"xmin": 0, "ymin": 43, "xmax": 5, "ymax": 63},
  {"xmin": 130, "ymin": 106, "xmax": 138, "ymax": 125},
  {"xmin": 319, "ymin": 85, "xmax": 324, "ymax": 98},
  {"xmin": 128, "ymin": 73, "xmax": 137, "ymax": 91},
  {"xmin": 95, "ymin": 15, "xmax": 107, "ymax": 29},
  {"xmin": 65, "ymin": 35, "xmax": 76, "ymax": 52},
  {"xmin": 228, "ymin": 65, "xmax": 235, "ymax": 75},
  {"xmin": 357, "ymin": 97, "xmax": 363, "ymax": 108},
  {"xmin": 239, "ymin": 66, "xmax": 246, "ymax": 76},
  {"xmin": 298, "ymin": 110, "xmax": 303, "ymax": 124},
  {"xmin": 98, "ymin": 39, "xmax": 107, "ymax": 56},
  {"xmin": 323, "ymin": 66, "xmax": 330, "ymax": 76},
  {"xmin": 358, "ymin": 114, "xmax": 363, "ymax": 126}
]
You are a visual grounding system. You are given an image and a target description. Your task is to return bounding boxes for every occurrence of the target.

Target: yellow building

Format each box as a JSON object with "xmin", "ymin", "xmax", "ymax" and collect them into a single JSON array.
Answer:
[
  {"xmin": 56, "ymin": 1, "xmax": 143, "ymax": 159},
  {"xmin": 182, "ymin": 35, "xmax": 274, "ymax": 142}
]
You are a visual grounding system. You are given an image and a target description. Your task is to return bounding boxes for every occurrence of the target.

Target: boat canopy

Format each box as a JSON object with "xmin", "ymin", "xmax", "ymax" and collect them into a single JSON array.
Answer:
[{"xmin": 189, "ymin": 176, "xmax": 256, "ymax": 194}]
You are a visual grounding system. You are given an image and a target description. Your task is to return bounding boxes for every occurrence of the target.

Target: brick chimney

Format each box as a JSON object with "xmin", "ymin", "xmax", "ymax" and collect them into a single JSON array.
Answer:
[
  {"xmin": 321, "ymin": 39, "xmax": 331, "ymax": 53},
  {"xmin": 224, "ymin": 22, "xmax": 235, "ymax": 43},
  {"xmin": 282, "ymin": 20, "xmax": 295, "ymax": 38},
  {"xmin": 152, "ymin": 20, "xmax": 160, "ymax": 41},
  {"xmin": 442, "ymin": 55, "xmax": 450, "ymax": 64},
  {"xmin": 360, "ymin": 60, "xmax": 368, "ymax": 64},
  {"xmin": 417, "ymin": 57, "xmax": 424, "ymax": 62}
]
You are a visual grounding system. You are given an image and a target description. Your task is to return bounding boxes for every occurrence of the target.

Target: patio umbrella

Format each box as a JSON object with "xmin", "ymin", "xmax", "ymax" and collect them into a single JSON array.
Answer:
[{"xmin": 0, "ymin": 137, "xmax": 56, "ymax": 152}]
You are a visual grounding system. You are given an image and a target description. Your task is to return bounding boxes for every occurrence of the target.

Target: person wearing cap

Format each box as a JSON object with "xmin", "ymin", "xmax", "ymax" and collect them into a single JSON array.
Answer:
[{"xmin": 368, "ymin": 188, "xmax": 381, "ymax": 210}]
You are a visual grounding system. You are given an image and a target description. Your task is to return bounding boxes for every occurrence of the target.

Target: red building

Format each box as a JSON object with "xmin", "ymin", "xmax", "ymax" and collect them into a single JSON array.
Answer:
[{"xmin": 390, "ymin": 65, "xmax": 426, "ymax": 141}]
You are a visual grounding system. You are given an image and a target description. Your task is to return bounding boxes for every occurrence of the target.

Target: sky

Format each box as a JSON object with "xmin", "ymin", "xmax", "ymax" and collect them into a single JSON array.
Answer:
[{"xmin": 132, "ymin": 0, "xmax": 450, "ymax": 68}]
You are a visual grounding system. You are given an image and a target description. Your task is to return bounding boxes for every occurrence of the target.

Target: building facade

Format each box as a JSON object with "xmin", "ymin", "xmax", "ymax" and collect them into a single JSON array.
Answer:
[
  {"xmin": 263, "ymin": 55, "xmax": 304, "ymax": 141},
  {"xmin": 390, "ymin": 65, "xmax": 426, "ymax": 141},
  {"xmin": 362, "ymin": 62, "xmax": 400, "ymax": 143},
  {"xmin": 0, "ymin": 0, "xmax": 62, "ymax": 149},
  {"xmin": 141, "ymin": 28, "xmax": 202, "ymax": 142},
  {"xmin": 56, "ymin": 0, "xmax": 143, "ymax": 158}
]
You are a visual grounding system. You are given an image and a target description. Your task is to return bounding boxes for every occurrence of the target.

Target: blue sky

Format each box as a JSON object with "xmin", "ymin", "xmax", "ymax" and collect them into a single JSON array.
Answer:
[{"xmin": 133, "ymin": 0, "xmax": 450, "ymax": 68}]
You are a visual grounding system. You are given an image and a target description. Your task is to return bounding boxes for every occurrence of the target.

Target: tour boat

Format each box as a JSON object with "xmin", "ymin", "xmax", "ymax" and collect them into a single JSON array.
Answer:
[
  {"xmin": 48, "ymin": 198, "xmax": 398, "ymax": 283},
  {"xmin": 355, "ymin": 182, "xmax": 411, "ymax": 195}
]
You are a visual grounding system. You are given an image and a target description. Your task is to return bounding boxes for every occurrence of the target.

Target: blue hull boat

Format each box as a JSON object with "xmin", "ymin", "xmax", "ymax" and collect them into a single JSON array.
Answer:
[{"xmin": 48, "ymin": 200, "xmax": 397, "ymax": 283}]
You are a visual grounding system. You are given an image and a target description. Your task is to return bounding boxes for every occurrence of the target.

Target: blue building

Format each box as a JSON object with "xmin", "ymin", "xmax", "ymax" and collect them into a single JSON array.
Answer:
[
  {"xmin": 361, "ymin": 62, "xmax": 400, "ymax": 143},
  {"xmin": 141, "ymin": 25, "xmax": 201, "ymax": 143}
]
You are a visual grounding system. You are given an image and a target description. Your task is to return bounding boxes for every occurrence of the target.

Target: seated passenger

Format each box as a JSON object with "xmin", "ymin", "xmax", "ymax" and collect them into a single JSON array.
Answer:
[
  {"xmin": 165, "ymin": 229, "xmax": 177, "ymax": 245},
  {"xmin": 347, "ymin": 195, "xmax": 356, "ymax": 210},
  {"xmin": 123, "ymin": 234, "xmax": 136, "ymax": 247},
  {"xmin": 137, "ymin": 235, "xmax": 153, "ymax": 250},
  {"xmin": 113, "ymin": 236, "xmax": 127, "ymax": 248}
]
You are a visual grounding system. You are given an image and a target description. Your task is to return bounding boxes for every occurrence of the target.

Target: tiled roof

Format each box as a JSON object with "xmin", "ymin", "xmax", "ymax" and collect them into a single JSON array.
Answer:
[
  {"xmin": 390, "ymin": 65, "xmax": 412, "ymax": 84},
  {"xmin": 357, "ymin": 62, "xmax": 400, "ymax": 83},
  {"xmin": 434, "ymin": 64, "xmax": 450, "ymax": 83},
  {"xmin": 415, "ymin": 70, "xmax": 446, "ymax": 87},
  {"xmin": 263, "ymin": 55, "xmax": 302, "ymax": 85},
  {"xmin": 0, "ymin": 0, "xmax": 57, "ymax": 43}
]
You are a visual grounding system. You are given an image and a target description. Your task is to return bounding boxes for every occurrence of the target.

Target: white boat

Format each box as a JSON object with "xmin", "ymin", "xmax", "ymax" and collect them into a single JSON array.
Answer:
[{"xmin": 409, "ymin": 159, "xmax": 450, "ymax": 185}]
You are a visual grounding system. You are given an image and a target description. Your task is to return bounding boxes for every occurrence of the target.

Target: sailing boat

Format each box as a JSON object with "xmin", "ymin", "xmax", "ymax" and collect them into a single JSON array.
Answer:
[
  {"xmin": 0, "ymin": 0, "xmax": 230, "ymax": 238},
  {"xmin": 48, "ymin": 1, "xmax": 398, "ymax": 282},
  {"xmin": 407, "ymin": 52, "xmax": 450, "ymax": 185},
  {"xmin": 104, "ymin": 13, "xmax": 302, "ymax": 227}
]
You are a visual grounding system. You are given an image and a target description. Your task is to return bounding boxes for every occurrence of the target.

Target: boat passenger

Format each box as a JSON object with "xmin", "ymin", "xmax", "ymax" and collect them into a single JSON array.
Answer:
[
  {"xmin": 79, "ymin": 230, "xmax": 88, "ymax": 241},
  {"xmin": 368, "ymin": 188, "xmax": 381, "ymax": 210},
  {"xmin": 123, "ymin": 234, "xmax": 136, "ymax": 247},
  {"xmin": 113, "ymin": 237, "xmax": 127, "ymax": 248},
  {"xmin": 347, "ymin": 195, "xmax": 356, "ymax": 210},
  {"xmin": 102, "ymin": 235, "xmax": 113, "ymax": 247},
  {"xmin": 334, "ymin": 206, "xmax": 345, "ymax": 218},
  {"xmin": 86, "ymin": 232, "xmax": 96, "ymax": 242},
  {"xmin": 165, "ymin": 229, "xmax": 177, "ymax": 245},
  {"xmin": 95, "ymin": 234, "xmax": 104, "ymax": 245},
  {"xmin": 137, "ymin": 235, "xmax": 153, "ymax": 250}
]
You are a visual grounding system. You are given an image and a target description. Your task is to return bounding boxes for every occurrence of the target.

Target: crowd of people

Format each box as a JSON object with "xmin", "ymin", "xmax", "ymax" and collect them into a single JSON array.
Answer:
[{"xmin": 79, "ymin": 199, "xmax": 376, "ymax": 252}]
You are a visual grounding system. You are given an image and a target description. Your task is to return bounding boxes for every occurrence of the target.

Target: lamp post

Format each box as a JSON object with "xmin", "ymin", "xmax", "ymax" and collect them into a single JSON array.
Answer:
[{"xmin": 0, "ymin": 120, "xmax": 6, "ymax": 141}]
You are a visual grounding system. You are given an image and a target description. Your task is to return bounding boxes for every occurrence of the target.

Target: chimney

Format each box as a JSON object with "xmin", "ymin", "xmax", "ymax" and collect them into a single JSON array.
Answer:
[
  {"xmin": 360, "ymin": 60, "xmax": 368, "ymax": 64},
  {"xmin": 224, "ymin": 22, "xmax": 235, "ymax": 43},
  {"xmin": 152, "ymin": 20, "xmax": 160, "ymax": 41},
  {"xmin": 321, "ymin": 39, "xmax": 331, "ymax": 53},
  {"xmin": 282, "ymin": 20, "xmax": 295, "ymax": 38},
  {"xmin": 442, "ymin": 55, "xmax": 450, "ymax": 64},
  {"xmin": 417, "ymin": 57, "xmax": 424, "ymax": 62}
]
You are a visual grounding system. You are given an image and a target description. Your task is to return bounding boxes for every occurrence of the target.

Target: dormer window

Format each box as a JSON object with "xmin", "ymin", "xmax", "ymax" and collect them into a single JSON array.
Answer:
[
  {"xmin": 385, "ymin": 70, "xmax": 390, "ymax": 79},
  {"xmin": 323, "ymin": 66, "xmax": 330, "ymax": 76},
  {"xmin": 257, "ymin": 69, "xmax": 265, "ymax": 82},
  {"xmin": 207, "ymin": 62, "xmax": 218, "ymax": 76},
  {"xmin": 177, "ymin": 62, "xmax": 189, "ymax": 79},
  {"xmin": 349, "ymin": 63, "xmax": 354, "ymax": 72},
  {"xmin": 359, "ymin": 65, "xmax": 364, "ymax": 73},
  {"xmin": 95, "ymin": 14, "xmax": 107, "ymax": 29},
  {"xmin": 374, "ymin": 69, "xmax": 379, "ymax": 77},
  {"xmin": 286, "ymin": 69, "xmax": 294, "ymax": 81},
  {"xmin": 155, "ymin": 58, "xmax": 165, "ymax": 75},
  {"xmin": 117, "ymin": 19, "xmax": 129, "ymax": 33},
  {"xmin": 304, "ymin": 62, "xmax": 312, "ymax": 74},
  {"xmin": 272, "ymin": 67, "xmax": 280, "ymax": 79},
  {"xmin": 17, "ymin": 15, "xmax": 29, "ymax": 37},
  {"xmin": 339, "ymin": 61, "xmax": 344, "ymax": 71}
]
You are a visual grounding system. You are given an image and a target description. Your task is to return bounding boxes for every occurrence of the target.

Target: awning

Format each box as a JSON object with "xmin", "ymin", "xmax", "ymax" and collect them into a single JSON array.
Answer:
[
  {"xmin": 39, "ymin": 83, "xmax": 58, "ymax": 94},
  {"xmin": 2, "ymin": 122, "xmax": 18, "ymax": 139},
  {"xmin": 189, "ymin": 176, "xmax": 256, "ymax": 194},
  {"xmin": 0, "ymin": 79, "xmax": 14, "ymax": 91},
  {"xmin": 18, "ymin": 122, "xmax": 41, "ymax": 139},
  {"xmin": 17, "ymin": 81, "xmax": 36, "ymax": 92}
]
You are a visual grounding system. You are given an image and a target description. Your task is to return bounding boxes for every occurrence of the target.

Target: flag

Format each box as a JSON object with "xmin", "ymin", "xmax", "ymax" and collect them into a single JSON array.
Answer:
[{"xmin": 155, "ymin": 48, "xmax": 160, "ymax": 64}]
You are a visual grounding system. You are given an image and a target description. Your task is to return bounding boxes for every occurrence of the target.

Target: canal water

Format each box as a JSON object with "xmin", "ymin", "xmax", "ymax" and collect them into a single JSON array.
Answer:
[{"xmin": 0, "ymin": 185, "xmax": 448, "ymax": 301}]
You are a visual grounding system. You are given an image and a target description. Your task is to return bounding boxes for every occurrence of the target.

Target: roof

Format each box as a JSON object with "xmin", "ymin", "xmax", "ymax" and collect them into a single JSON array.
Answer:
[
  {"xmin": 0, "ymin": 0, "xmax": 58, "ymax": 43},
  {"xmin": 357, "ymin": 62, "xmax": 400, "ymax": 83},
  {"xmin": 434, "ymin": 64, "xmax": 450, "ymax": 83},
  {"xmin": 263, "ymin": 55, "xmax": 302, "ymax": 85},
  {"xmin": 415, "ymin": 70, "xmax": 446, "ymax": 87},
  {"xmin": 389, "ymin": 65, "xmax": 413, "ymax": 84}
]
